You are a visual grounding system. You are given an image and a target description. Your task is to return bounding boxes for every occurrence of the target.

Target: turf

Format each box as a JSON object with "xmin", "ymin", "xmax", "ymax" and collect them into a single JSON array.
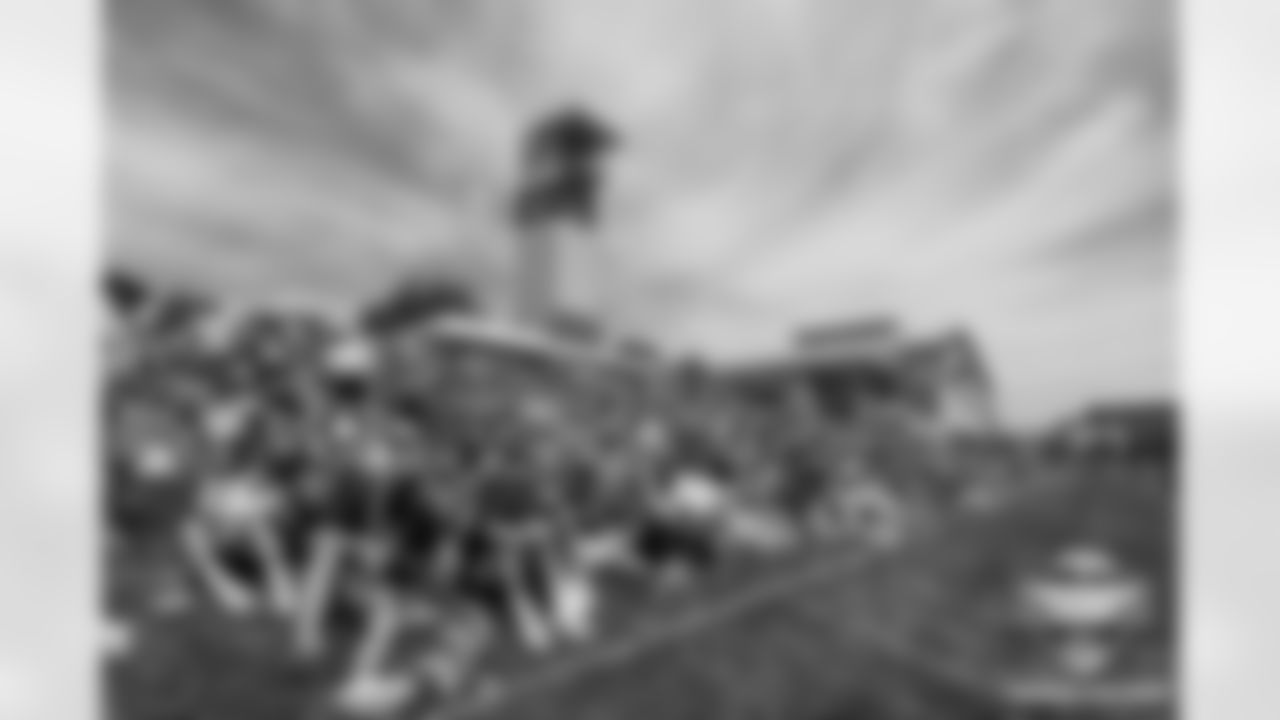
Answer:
[
  {"xmin": 107, "ymin": 464, "xmax": 1176, "ymax": 720},
  {"xmin": 455, "ymin": 465, "xmax": 1175, "ymax": 720}
]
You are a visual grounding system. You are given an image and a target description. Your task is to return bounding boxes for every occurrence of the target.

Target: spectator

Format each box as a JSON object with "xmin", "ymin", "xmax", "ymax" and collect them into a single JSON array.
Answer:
[{"xmin": 103, "ymin": 273, "xmax": 988, "ymax": 715}]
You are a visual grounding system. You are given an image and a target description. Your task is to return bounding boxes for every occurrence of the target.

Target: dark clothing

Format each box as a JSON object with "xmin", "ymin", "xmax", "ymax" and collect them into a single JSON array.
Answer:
[
  {"xmin": 382, "ymin": 484, "xmax": 449, "ymax": 591},
  {"xmin": 634, "ymin": 516, "xmax": 717, "ymax": 573}
]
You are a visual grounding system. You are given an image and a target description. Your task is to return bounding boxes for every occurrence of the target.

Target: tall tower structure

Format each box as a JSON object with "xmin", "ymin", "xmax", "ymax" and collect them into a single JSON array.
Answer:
[{"xmin": 511, "ymin": 108, "xmax": 616, "ymax": 334}]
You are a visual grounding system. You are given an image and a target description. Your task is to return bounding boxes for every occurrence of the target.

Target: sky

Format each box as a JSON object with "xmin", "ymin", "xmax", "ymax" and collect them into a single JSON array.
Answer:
[
  {"xmin": 107, "ymin": 0, "xmax": 1176, "ymax": 426},
  {"xmin": 15, "ymin": 4, "xmax": 1280, "ymax": 719}
]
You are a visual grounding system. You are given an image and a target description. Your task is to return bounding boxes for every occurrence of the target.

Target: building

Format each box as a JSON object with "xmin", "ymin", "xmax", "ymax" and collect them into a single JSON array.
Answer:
[
  {"xmin": 510, "ymin": 108, "xmax": 618, "ymax": 334},
  {"xmin": 898, "ymin": 329, "xmax": 1001, "ymax": 437},
  {"xmin": 728, "ymin": 318, "xmax": 907, "ymax": 420},
  {"xmin": 723, "ymin": 320, "xmax": 1000, "ymax": 437},
  {"xmin": 1046, "ymin": 401, "xmax": 1178, "ymax": 464}
]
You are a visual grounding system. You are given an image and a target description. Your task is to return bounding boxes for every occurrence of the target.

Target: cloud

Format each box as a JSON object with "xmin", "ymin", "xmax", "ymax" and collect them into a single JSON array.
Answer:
[
  {"xmin": 108, "ymin": 0, "xmax": 1176, "ymax": 424},
  {"xmin": 547, "ymin": 0, "xmax": 1175, "ymax": 425},
  {"xmin": 109, "ymin": 0, "xmax": 532, "ymax": 302}
]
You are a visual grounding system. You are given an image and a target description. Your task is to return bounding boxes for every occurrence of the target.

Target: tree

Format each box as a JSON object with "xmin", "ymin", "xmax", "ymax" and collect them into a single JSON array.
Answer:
[{"xmin": 361, "ymin": 278, "xmax": 476, "ymax": 336}]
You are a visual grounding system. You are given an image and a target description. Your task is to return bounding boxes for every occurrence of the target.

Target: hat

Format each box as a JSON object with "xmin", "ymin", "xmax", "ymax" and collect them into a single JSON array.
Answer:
[
  {"xmin": 199, "ymin": 476, "xmax": 280, "ymax": 530},
  {"xmin": 194, "ymin": 308, "xmax": 244, "ymax": 354},
  {"xmin": 1057, "ymin": 545, "xmax": 1123, "ymax": 581},
  {"xmin": 325, "ymin": 333, "xmax": 377, "ymax": 377},
  {"xmin": 203, "ymin": 401, "xmax": 251, "ymax": 444},
  {"xmin": 132, "ymin": 440, "xmax": 183, "ymax": 484}
]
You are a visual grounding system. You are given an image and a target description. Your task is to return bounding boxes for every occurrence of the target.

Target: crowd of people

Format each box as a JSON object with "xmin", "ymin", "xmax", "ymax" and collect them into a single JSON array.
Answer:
[{"xmin": 103, "ymin": 271, "xmax": 987, "ymax": 717}]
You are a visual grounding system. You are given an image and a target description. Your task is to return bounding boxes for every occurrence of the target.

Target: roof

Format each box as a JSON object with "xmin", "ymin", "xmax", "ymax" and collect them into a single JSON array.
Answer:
[
  {"xmin": 900, "ymin": 328, "xmax": 992, "ymax": 391},
  {"xmin": 721, "ymin": 317, "xmax": 907, "ymax": 378},
  {"xmin": 796, "ymin": 317, "xmax": 901, "ymax": 354},
  {"xmin": 719, "ymin": 342, "xmax": 905, "ymax": 379},
  {"xmin": 1080, "ymin": 401, "xmax": 1177, "ymax": 427},
  {"xmin": 428, "ymin": 316, "xmax": 619, "ymax": 368}
]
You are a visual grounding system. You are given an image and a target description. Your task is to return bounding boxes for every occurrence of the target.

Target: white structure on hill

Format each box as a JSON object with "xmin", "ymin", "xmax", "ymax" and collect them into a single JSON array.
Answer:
[
  {"xmin": 509, "ymin": 108, "xmax": 618, "ymax": 341},
  {"xmin": 726, "ymin": 318, "xmax": 1001, "ymax": 437}
]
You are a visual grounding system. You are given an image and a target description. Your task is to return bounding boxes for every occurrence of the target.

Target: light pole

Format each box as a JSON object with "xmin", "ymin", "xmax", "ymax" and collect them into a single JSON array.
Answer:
[{"xmin": 511, "ymin": 108, "xmax": 617, "ymax": 335}]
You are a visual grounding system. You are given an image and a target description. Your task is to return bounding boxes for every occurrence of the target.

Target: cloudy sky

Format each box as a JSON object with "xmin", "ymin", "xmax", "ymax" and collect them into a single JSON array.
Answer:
[{"xmin": 108, "ymin": 0, "xmax": 1175, "ymax": 426}]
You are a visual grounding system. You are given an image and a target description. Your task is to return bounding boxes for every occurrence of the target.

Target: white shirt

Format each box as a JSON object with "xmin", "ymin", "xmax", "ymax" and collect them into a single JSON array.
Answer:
[
  {"xmin": 132, "ymin": 441, "xmax": 183, "ymax": 485},
  {"xmin": 326, "ymin": 334, "xmax": 376, "ymax": 376},
  {"xmin": 199, "ymin": 477, "xmax": 280, "ymax": 533},
  {"xmin": 664, "ymin": 471, "xmax": 731, "ymax": 520}
]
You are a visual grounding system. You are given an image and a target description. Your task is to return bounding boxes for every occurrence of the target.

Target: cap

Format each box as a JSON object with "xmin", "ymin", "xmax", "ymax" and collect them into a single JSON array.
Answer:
[
  {"xmin": 132, "ymin": 440, "xmax": 184, "ymax": 485},
  {"xmin": 199, "ymin": 476, "xmax": 280, "ymax": 530},
  {"xmin": 1058, "ymin": 545, "xmax": 1123, "ymax": 580},
  {"xmin": 325, "ymin": 332, "xmax": 378, "ymax": 377},
  {"xmin": 194, "ymin": 308, "xmax": 245, "ymax": 354}
]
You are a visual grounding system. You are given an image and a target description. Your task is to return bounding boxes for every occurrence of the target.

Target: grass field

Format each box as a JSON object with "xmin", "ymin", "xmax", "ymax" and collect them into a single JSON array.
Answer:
[
  {"xmin": 443, "ymin": 465, "xmax": 1174, "ymax": 720},
  {"xmin": 108, "ymin": 464, "xmax": 1175, "ymax": 720}
]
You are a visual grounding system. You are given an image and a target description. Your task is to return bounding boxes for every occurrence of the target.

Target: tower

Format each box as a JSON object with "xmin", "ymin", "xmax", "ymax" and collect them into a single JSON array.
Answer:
[{"xmin": 511, "ymin": 108, "xmax": 617, "ymax": 334}]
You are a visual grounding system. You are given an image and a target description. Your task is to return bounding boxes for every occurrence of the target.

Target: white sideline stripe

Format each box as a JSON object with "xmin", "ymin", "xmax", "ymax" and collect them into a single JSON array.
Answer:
[{"xmin": 436, "ymin": 477, "xmax": 1079, "ymax": 720}]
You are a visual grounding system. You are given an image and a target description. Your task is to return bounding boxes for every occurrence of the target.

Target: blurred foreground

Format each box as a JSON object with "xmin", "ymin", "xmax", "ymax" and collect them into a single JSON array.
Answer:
[{"xmin": 103, "ymin": 275, "xmax": 1174, "ymax": 720}]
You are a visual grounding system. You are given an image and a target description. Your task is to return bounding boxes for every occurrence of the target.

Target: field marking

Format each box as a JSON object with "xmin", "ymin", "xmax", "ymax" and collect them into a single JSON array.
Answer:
[
  {"xmin": 440, "ymin": 543, "xmax": 892, "ymax": 718},
  {"xmin": 434, "ymin": 467, "xmax": 1179, "ymax": 720},
  {"xmin": 433, "ymin": 483, "xmax": 1076, "ymax": 720}
]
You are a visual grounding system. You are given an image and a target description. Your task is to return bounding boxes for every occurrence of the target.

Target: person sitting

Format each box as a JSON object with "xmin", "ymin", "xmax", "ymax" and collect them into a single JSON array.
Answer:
[
  {"xmin": 631, "ymin": 505, "xmax": 721, "ymax": 592},
  {"xmin": 325, "ymin": 473, "xmax": 455, "ymax": 716},
  {"xmin": 182, "ymin": 469, "xmax": 295, "ymax": 616}
]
